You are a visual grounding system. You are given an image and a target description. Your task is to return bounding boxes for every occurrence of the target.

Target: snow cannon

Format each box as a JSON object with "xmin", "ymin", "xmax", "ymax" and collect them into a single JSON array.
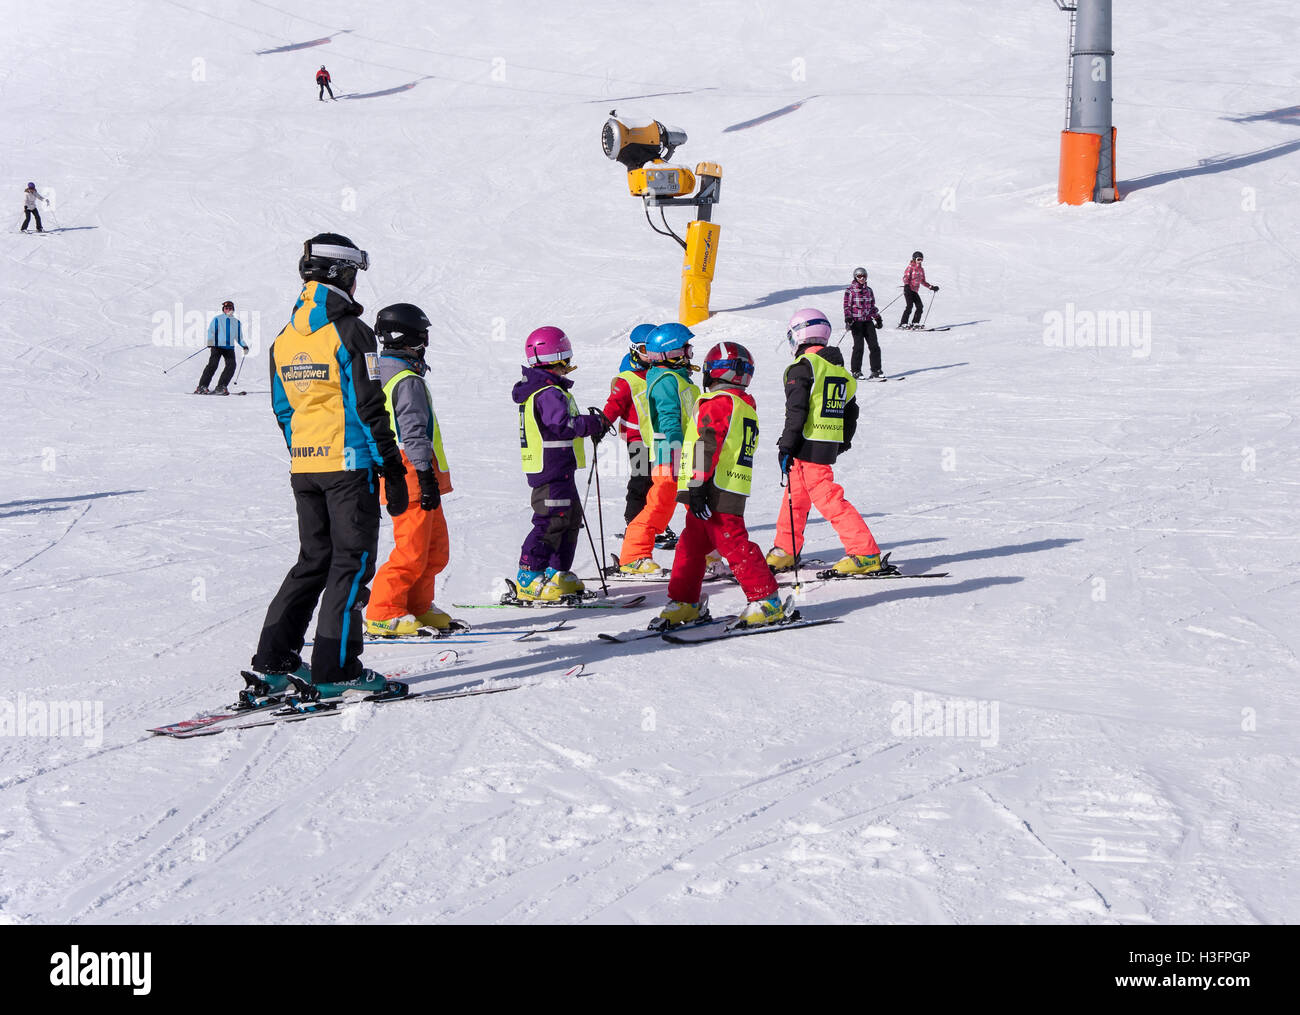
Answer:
[{"xmin": 602, "ymin": 111, "xmax": 723, "ymax": 327}]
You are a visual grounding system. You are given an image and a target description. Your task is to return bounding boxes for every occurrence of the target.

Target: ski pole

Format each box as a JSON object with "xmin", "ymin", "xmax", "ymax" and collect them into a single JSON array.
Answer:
[
  {"xmin": 162, "ymin": 347, "xmax": 207, "ymax": 373},
  {"xmin": 593, "ymin": 440, "xmax": 608, "ymax": 578},
  {"xmin": 922, "ymin": 289, "xmax": 938, "ymax": 328},
  {"xmin": 578, "ymin": 485, "xmax": 610, "ymax": 598},
  {"xmin": 232, "ymin": 349, "xmax": 247, "ymax": 386},
  {"xmin": 835, "ymin": 327, "xmax": 848, "ymax": 348},
  {"xmin": 782, "ymin": 462, "xmax": 803, "ymax": 593},
  {"xmin": 879, "ymin": 290, "xmax": 903, "ymax": 312}
]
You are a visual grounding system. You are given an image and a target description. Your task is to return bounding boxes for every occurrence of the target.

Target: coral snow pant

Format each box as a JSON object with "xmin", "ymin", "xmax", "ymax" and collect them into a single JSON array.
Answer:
[
  {"xmin": 775, "ymin": 460, "xmax": 880, "ymax": 558},
  {"xmin": 667, "ymin": 511, "xmax": 777, "ymax": 605},
  {"xmin": 367, "ymin": 461, "xmax": 450, "ymax": 621},
  {"xmin": 619, "ymin": 464, "xmax": 679, "ymax": 564}
]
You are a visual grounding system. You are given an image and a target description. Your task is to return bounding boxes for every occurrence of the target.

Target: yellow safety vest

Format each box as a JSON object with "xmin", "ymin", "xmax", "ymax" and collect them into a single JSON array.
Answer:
[
  {"xmin": 678, "ymin": 390, "xmax": 758, "ymax": 498},
  {"xmin": 785, "ymin": 353, "xmax": 855, "ymax": 443},
  {"xmin": 519, "ymin": 385, "xmax": 586, "ymax": 474},
  {"xmin": 382, "ymin": 369, "xmax": 449, "ymax": 472},
  {"xmin": 632, "ymin": 370, "xmax": 699, "ymax": 451}
]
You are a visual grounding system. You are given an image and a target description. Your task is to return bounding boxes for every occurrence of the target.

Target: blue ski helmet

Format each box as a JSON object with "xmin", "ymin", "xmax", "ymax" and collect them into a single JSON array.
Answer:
[
  {"xmin": 644, "ymin": 322, "xmax": 694, "ymax": 362},
  {"xmin": 629, "ymin": 322, "xmax": 655, "ymax": 351}
]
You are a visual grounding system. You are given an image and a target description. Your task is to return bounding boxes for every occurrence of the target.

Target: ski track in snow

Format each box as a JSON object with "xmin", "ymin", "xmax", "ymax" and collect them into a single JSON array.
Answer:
[{"xmin": 1, "ymin": 0, "xmax": 1298, "ymax": 924}]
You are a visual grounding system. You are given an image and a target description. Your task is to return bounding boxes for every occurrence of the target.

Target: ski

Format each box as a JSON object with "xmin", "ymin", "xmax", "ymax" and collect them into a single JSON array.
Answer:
[
  {"xmin": 597, "ymin": 615, "xmax": 724, "ymax": 643},
  {"xmin": 454, "ymin": 579, "xmax": 645, "ymax": 610},
  {"xmin": 812, "ymin": 568, "xmax": 950, "ymax": 580},
  {"xmin": 334, "ymin": 620, "xmax": 570, "ymax": 645},
  {"xmin": 158, "ymin": 663, "xmax": 586, "ymax": 738},
  {"xmin": 662, "ymin": 611, "xmax": 840, "ymax": 645}
]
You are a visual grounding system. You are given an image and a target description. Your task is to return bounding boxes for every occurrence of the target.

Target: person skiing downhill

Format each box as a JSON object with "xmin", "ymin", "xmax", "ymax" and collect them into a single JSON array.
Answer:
[
  {"xmin": 513, "ymin": 326, "xmax": 609, "ymax": 602},
  {"xmin": 617, "ymin": 323, "xmax": 698, "ymax": 575},
  {"xmin": 316, "ymin": 65, "xmax": 334, "ymax": 101},
  {"xmin": 899, "ymin": 251, "xmax": 939, "ymax": 329},
  {"xmin": 601, "ymin": 324, "xmax": 654, "ymax": 529},
  {"xmin": 843, "ymin": 266, "xmax": 884, "ymax": 379},
  {"xmin": 766, "ymin": 308, "xmax": 893, "ymax": 576},
  {"xmin": 246, "ymin": 232, "xmax": 410, "ymax": 702},
  {"xmin": 21, "ymin": 182, "xmax": 48, "ymax": 233},
  {"xmin": 194, "ymin": 299, "xmax": 248, "ymax": 395},
  {"xmin": 364, "ymin": 303, "xmax": 465, "ymax": 638},
  {"xmin": 652, "ymin": 341, "xmax": 785, "ymax": 630}
]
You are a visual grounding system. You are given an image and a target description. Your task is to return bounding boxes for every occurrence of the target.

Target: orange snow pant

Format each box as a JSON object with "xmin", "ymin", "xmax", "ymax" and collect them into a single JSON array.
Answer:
[
  {"xmin": 774, "ymin": 460, "xmax": 880, "ymax": 558},
  {"xmin": 367, "ymin": 460, "xmax": 450, "ymax": 620},
  {"xmin": 619, "ymin": 463, "xmax": 679, "ymax": 564}
]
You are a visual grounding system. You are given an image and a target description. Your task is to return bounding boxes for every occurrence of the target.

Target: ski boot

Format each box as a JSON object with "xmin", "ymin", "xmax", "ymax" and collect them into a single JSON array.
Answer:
[
  {"xmin": 286, "ymin": 669, "xmax": 408, "ymax": 711},
  {"xmin": 413, "ymin": 604, "xmax": 469, "ymax": 633},
  {"xmin": 238, "ymin": 663, "xmax": 310, "ymax": 709},
  {"xmin": 832, "ymin": 552, "xmax": 899, "ymax": 576},
  {"xmin": 213, "ymin": 386, "xmax": 229, "ymax": 396},
  {"xmin": 193, "ymin": 385, "xmax": 209, "ymax": 395},
  {"xmin": 648, "ymin": 596, "xmax": 710, "ymax": 632},
  {"xmin": 540, "ymin": 568, "xmax": 586, "ymax": 601},
  {"xmin": 702, "ymin": 550, "xmax": 729, "ymax": 580},
  {"xmin": 515, "ymin": 568, "xmax": 548, "ymax": 600},
  {"xmin": 765, "ymin": 547, "xmax": 796, "ymax": 572},
  {"xmin": 365, "ymin": 616, "xmax": 426, "ymax": 638},
  {"xmin": 734, "ymin": 593, "xmax": 788, "ymax": 629},
  {"xmin": 655, "ymin": 526, "xmax": 678, "ymax": 550},
  {"xmin": 619, "ymin": 557, "xmax": 662, "ymax": 576}
]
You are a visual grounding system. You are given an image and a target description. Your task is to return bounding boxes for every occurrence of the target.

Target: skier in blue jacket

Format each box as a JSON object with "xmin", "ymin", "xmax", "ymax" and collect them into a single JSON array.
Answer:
[{"xmin": 195, "ymin": 299, "xmax": 248, "ymax": 395}]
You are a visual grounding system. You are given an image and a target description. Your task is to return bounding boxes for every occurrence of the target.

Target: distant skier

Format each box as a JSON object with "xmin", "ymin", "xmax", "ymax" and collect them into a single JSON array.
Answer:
[
  {"xmin": 600, "ymin": 324, "xmax": 654, "ymax": 529},
  {"xmin": 513, "ymin": 326, "xmax": 609, "ymax": 602},
  {"xmin": 766, "ymin": 309, "xmax": 894, "ymax": 576},
  {"xmin": 21, "ymin": 182, "xmax": 48, "ymax": 233},
  {"xmin": 899, "ymin": 251, "xmax": 939, "ymax": 329},
  {"xmin": 617, "ymin": 323, "xmax": 697, "ymax": 575},
  {"xmin": 364, "ymin": 302, "xmax": 465, "ymax": 637},
  {"xmin": 843, "ymin": 266, "xmax": 884, "ymax": 379},
  {"xmin": 653, "ymin": 341, "xmax": 784, "ymax": 630},
  {"xmin": 246, "ymin": 232, "xmax": 409, "ymax": 703},
  {"xmin": 194, "ymin": 300, "xmax": 248, "ymax": 395},
  {"xmin": 316, "ymin": 65, "xmax": 334, "ymax": 101}
]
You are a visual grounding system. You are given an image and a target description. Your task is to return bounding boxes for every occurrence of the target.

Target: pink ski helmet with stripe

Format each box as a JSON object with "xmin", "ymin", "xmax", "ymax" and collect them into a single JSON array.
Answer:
[
  {"xmin": 525, "ymin": 326, "xmax": 574, "ymax": 369},
  {"xmin": 786, "ymin": 307, "xmax": 833, "ymax": 352}
]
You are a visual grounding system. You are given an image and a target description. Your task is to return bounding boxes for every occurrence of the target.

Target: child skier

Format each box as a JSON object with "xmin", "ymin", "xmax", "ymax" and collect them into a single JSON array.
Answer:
[
  {"xmin": 843, "ymin": 267, "xmax": 884, "ymax": 379},
  {"xmin": 601, "ymin": 323, "xmax": 654, "ymax": 530},
  {"xmin": 766, "ymin": 308, "xmax": 893, "ymax": 576},
  {"xmin": 364, "ymin": 302, "xmax": 465, "ymax": 637},
  {"xmin": 195, "ymin": 299, "xmax": 248, "ymax": 395},
  {"xmin": 21, "ymin": 182, "xmax": 48, "ymax": 233},
  {"xmin": 652, "ymin": 341, "xmax": 784, "ymax": 630},
  {"xmin": 899, "ymin": 251, "xmax": 939, "ymax": 329},
  {"xmin": 618, "ymin": 323, "xmax": 697, "ymax": 575},
  {"xmin": 316, "ymin": 65, "xmax": 335, "ymax": 101},
  {"xmin": 513, "ymin": 326, "xmax": 609, "ymax": 601}
]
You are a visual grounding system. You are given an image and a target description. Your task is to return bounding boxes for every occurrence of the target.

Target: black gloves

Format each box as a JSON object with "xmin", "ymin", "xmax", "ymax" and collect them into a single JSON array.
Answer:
[
  {"xmin": 873, "ymin": 315, "xmax": 883, "ymax": 328},
  {"xmin": 931, "ymin": 285, "xmax": 940, "ymax": 292},
  {"xmin": 688, "ymin": 478, "xmax": 715, "ymax": 520},
  {"xmin": 587, "ymin": 407, "xmax": 612, "ymax": 444},
  {"xmin": 844, "ymin": 319, "xmax": 853, "ymax": 330},
  {"xmin": 383, "ymin": 459, "xmax": 409, "ymax": 516},
  {"xmin": 416, "ymin": 468, "xmax": 441, "ymax": 511},
  {"xmin": 840, "ymin": 440, "xmax": 852, "ymax": 456}
]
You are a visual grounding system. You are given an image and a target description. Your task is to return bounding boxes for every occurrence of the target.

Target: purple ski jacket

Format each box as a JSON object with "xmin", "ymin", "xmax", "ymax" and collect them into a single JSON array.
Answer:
[{"xmin": 512, "ymin": 365, "xmax": 603, "ymax": 488}]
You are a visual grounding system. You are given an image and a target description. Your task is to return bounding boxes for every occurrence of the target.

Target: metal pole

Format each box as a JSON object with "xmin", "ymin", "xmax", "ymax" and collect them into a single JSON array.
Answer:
[{"xmin": 1068, "ymin": 0, "xmax": 1115, "ymax": 202}]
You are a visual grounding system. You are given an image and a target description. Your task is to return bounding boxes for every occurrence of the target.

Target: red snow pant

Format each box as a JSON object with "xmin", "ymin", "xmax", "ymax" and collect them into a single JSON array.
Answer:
[
  {"xmin": 367, "ymin": 460, "xmax": 450, "ymax": 620},
  {"xmin": 774, "ymin": 460, "xmax": 880, "ymax": 558},
  {"xmin": 619, "ymin": 463, "xmax": 678, "ymax": 563},
  {"xmin": 667, "ymin": 510, "xmax": 777, "ymax": 605}
]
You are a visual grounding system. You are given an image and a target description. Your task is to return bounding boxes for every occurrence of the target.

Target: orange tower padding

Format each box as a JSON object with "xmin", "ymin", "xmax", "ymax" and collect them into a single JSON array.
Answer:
[{"xmin": 1058, "ymin": 129, "xmax": 1101, "ymax": 205}]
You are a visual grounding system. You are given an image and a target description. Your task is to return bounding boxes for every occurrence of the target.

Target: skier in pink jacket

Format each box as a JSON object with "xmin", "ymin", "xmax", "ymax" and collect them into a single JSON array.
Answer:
[{"xmin": 899, "ymin": 251, "xmax": 939, "ymax": 329}]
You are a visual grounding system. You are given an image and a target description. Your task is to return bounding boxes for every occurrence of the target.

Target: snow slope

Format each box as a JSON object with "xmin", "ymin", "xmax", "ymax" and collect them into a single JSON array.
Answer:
[{"xmin": 1, "ymin": 0, "xmax": 1297, "ymax": 923}]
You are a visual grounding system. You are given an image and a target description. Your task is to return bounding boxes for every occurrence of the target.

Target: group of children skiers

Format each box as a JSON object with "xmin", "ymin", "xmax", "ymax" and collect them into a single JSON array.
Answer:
[{"xmin": 239, "ymin": 233, "xmax": 933, "ymax": 702}]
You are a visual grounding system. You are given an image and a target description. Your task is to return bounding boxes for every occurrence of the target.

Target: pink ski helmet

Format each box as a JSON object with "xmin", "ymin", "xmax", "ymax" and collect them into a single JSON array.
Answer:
[
  {"xmin": 525, "ymin": 326, "xmax": 574, "ymax": 369},
  {"xmin": 786, "ymin": 308, "xmax": 833, "ymax": 352}
]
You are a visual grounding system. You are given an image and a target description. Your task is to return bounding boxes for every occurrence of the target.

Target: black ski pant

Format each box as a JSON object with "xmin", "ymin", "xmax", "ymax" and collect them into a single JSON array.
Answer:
[
  {"xmin": 199, "ymin": 347, "xmax": 236, "ymax": 389},
  {"xmin": 253, "ymin": 469, "xmax": 381, "ymax": 684},
  {"xmin": 21, "ymin": 207, "xmax": 42, "ymax": 231},
  {"xmin": 848, "ymin": 320, "xmax": 881, "ymax": 376},
  {"xmin": 625, "ymin": 440, "xmax": 652, "ymax": 524},
  {"xmin": 319, "ymin": 81, "xmax": 334, "ymax": 100},
  {"xmin": 900, "ymin": 288, "xmax": 925, "ymax": 326}
]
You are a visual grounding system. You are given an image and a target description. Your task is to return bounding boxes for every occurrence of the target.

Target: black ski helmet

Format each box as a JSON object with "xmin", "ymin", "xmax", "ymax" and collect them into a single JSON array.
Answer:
[
  {"xmin": 912, "ymin": 250, "xmax": 924, "ymax": 260},
  {"xmin": 375, "ymin": 303, "xmax": 431, "ymax": 349},
  {"xmin": 299, "ymin": 232, "xmax": 369, "ymax": 291}
]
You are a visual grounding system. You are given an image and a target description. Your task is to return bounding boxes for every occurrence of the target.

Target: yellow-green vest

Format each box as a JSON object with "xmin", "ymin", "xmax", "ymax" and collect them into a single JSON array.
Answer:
[
  {"xmin": 382, "ymin": 369, "xmax": 449, "ymax": 472},
  {"xmin": 519, "ymin": 385, "xmax": 586, "ymax": 474},
  {"xmin": 785, "ymin": 353, "xmax": 855, "ymax": 443},
  {"xmin": 678, "ymin": 390, "xmax": 758, "ymax": 498},
  {"xmin": 632, "ymin": 370, "xmax": 699, "ymax": 451}
]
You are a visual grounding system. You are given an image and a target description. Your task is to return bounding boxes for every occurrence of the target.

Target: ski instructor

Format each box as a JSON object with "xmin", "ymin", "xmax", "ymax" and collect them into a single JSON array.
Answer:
[{"xmin": 246, "ymin": 233, "xmax": 410, "ymax": 701}]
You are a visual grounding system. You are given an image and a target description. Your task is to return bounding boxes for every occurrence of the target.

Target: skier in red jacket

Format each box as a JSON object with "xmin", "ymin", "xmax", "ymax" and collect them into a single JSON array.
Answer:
[
  {"xmin": 316, "ymin": 66, "xmax": 334, "ymax": 101},
  {"xmin": 899, "ymin": 251, "xmax": 939, "ymax": 329}
]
